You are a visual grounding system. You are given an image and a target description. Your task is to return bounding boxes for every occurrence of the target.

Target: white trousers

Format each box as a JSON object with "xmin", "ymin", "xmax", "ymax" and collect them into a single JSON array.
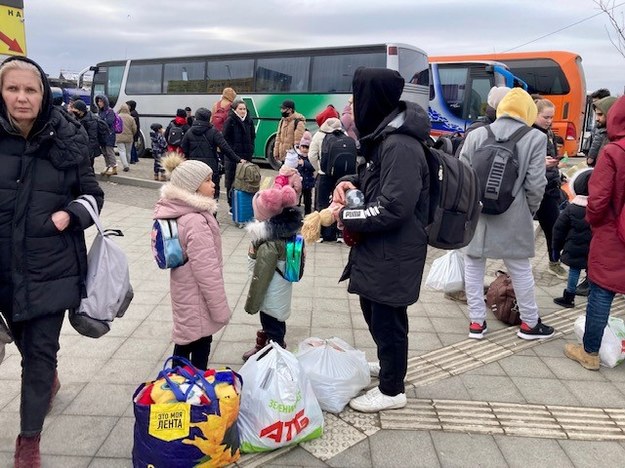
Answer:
[
  {"xmin": 116, "ymin": 142, "xmax": 132, "ymax": 168},
  {"xmin": 464, "ymin": 255, "xmax": 539, "ymax": 328}
]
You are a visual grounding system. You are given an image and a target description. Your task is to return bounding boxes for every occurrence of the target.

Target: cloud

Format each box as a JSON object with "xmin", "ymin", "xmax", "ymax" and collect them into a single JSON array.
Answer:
[{"xmin": 13, "ymin": 0, "xmax": 625, "ymax": 95}]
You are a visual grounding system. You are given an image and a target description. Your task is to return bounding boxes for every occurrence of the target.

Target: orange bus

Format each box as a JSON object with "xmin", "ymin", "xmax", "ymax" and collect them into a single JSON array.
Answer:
[{"xmin": 429, "ymin": 51, "xmax": 587, "ymax": 156}]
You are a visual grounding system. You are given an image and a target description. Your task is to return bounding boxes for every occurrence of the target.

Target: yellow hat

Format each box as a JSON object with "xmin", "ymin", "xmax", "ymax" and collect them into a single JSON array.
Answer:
[{"xmin": 496, "ymin": 88, "xmax": 538, "ymax": 126}]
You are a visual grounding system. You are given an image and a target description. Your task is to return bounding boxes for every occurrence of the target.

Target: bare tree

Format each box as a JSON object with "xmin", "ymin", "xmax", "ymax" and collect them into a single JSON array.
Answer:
[{"xmin": 595, "ymin": 0, "xmax": 625, "ymax": 58}]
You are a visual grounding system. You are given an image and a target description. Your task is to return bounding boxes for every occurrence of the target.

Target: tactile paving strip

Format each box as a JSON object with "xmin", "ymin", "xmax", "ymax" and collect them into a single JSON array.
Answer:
[
  {"xmin": 381, "ymin": 398, "xmax": 625, "ymax": 441},
  {"xmin": 406, "ymin": 297, "xmax": 625, "ymax": 386}
]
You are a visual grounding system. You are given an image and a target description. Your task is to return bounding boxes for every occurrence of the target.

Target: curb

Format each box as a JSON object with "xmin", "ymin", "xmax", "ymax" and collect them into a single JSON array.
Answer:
[{"xmin": 96, "ymin": 173, "xmax": 162, "ymax": 189}]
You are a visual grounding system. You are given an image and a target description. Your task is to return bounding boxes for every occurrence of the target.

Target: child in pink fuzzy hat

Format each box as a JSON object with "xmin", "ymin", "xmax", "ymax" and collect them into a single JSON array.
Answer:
[{"xmin": 241, "ymin": 184, "xmax": 303, "ymax": 361}]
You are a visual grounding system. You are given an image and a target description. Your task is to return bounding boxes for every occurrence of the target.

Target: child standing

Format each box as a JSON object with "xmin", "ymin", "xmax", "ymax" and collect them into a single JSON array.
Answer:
[
  {"xmin": 153, "ymin": 153, "xmax": 232, "ymax": 369},
  {"xmin": 297, "ymin": 131, "xmax": 316, "ymax": 214},
  {"xmin": 552, "ymin": 168, "xmax": 593, "ymax": 308},
  {"xmin": 242, "ymin": 184, "xmax": 303, "ymax": 361},
  {"xmin": 150, "ymin": 123, "xmax": 167, "ymax": 181}
]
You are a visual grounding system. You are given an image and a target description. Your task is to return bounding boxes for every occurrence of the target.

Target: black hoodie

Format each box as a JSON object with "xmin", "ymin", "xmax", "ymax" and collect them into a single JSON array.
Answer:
[
  {"xmin": 0, "ymin": 56, "xmax": 104, "ymax": 322},
  {"xmin": 338, "ymin": 67, "xmax": 431, "ymax": 307},
  {"xmin": 180, "ymin": 119, "xmax": 241, "ymax": 174}
]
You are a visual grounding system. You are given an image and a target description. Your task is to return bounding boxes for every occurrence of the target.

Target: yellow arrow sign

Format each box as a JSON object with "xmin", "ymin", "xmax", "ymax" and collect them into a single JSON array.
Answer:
[{"xmin": 0, "ymin": 4, "xmax": 26, "ymax": 56}]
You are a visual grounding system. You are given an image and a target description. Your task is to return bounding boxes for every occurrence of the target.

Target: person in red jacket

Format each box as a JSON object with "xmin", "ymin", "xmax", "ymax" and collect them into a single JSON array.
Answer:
[{"xmin": 565, "ymin": 95, "xmax": 625, "ymax": 370}]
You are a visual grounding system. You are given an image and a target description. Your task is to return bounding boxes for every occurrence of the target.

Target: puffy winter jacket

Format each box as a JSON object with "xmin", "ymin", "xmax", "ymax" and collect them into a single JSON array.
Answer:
[
  {"xmin": 0, "ymin": 56, "xmax": 104, "ymax": 322},
  {"xmin": 552, "ymin": 197, "xmax": 591, "ymax": 269},
  {"xmin": 180, "ymin": 120, "xmax": 240, "ymax": 176},
  {"xmin": 222, "ymin": 110, "xmax": 256, "ymax": 161},
  {"xmin": 95, "ymin": 94, "xmax": 117, "ymax": 147}
]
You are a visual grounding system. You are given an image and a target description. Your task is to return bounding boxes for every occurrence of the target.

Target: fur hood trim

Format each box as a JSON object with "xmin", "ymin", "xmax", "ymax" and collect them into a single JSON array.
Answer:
[
  {"xmin": 160, "ymin": 183, "xmax": 218, "ymax": 213},
  {"xmin": 571, "ymin": 194, "xmax": 588, "ymax": 207}
]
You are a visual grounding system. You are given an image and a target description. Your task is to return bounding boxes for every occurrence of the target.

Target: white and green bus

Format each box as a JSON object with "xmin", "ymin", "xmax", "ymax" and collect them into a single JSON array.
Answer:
[{"xmin": 85, "ymin": 43, "xmax": 429, "ymax": 169}]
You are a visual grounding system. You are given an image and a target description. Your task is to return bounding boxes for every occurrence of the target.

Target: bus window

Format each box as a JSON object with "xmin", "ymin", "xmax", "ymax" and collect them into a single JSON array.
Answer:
[
  {"xmin": 91, "ymin": 64, "xmax": 125, "ymax": 107},
  {"xmin": 467, "ymin": 76, "xmax": 492, "ymax": 121},
  {"xmin": 505, "ymin": 59, "xmax": 570, "ymax": 95},
  {"xmin": 438, "ymin": 66, "xmax": 468, "ymax": 119},
  {"xmin": 255, "ymin": 57, "xmax": 310, "ymax": 93},
  {"xmin": 164, "ymin": 61, "xmax": 205, "ymax": 94},
  {"xmin": 126, "ymin": 63, "xmax": 162, "ymax": 94},
  {"xmin": 398, "ymin": 47, "xmax": 429, "ymax": 85},
  {"xmin": 206, "ymin": 59, "xmax": 254, "ymax": 93},
  {"xmin": 311, "ymin": 52, "xmax": 385, "ymax": 93}
]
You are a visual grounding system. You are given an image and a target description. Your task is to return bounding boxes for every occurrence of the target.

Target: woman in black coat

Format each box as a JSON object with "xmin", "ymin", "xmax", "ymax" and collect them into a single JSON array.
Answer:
[
  {"xmin": 222, "ymin": 99, "xmax": 256, "ymax": 209},
  {"xmin": 180, "ymin": 107, "xmax": 241, "ymax": 200},
  {"xmin": 0, "ymin": 56, "xmax": 104, "ymax": 467}
]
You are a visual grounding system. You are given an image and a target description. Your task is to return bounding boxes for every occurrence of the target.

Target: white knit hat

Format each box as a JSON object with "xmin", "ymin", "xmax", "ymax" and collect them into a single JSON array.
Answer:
[
  {"xmin": 162, "ymin": 153, "xmax": 213, "ymax": 193},
  {"xmin": 284, "ymin": 149, "xmax": 299, "ymax": 168},
  {"xmin": 487, "ymin": 86, "xmax": 511, "ymax": 110}
]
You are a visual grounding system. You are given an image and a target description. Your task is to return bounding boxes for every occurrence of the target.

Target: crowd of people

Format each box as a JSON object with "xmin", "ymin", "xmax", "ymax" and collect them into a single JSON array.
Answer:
[{"xmin": 0, "ymin": 52, "xmax": 624, "ymax": 467}]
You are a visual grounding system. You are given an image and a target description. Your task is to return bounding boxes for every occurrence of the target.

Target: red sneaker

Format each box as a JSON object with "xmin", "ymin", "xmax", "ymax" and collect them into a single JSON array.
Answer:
[{"xmin": 469, "ymin": 321, "xmax": 488, "ymax": 339}]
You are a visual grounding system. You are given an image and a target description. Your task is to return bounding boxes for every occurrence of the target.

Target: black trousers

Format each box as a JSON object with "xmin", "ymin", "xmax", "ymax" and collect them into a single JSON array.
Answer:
[
  {"xmin": 537, "ymin": 193, "xmax": 560, "ymax": 262},
  {"xmin": 1, "ymin": 309, "xmax": 64, "ymax": 435},
  {"xmin": 315, "ymin": 174, "xmax": 338, "ymax": 241},
  {"xmin": 225, "ymin": 161, "xmax": 237, "ymax": 208},
  {"xmin": 301, "ymin": 188, "xmax": 313, "ymax": 215},
  {"xmin": 359, "ymin": 297, "xmax": 408, "ymax": 396},
  {"xmin": 260, "ymin": 312, "xmax": 286, "ymax": 345},
  {"xmin": 173, "ymin": 336, "xmax": 213, "ymax": 370}
]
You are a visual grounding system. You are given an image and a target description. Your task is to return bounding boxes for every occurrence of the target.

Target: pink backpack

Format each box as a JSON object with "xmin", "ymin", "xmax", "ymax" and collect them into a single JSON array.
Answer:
[{"xmin": 211, "ymin": 101, "xmax": 231, "ymax": 132}]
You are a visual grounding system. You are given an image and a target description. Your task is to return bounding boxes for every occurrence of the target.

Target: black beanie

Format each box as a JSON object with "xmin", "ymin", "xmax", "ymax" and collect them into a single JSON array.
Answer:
[
  {"xmin": 352, "ymin": 67, "xmax": 405, "ymax": 137},
  {"xmin": 573, "ymin": 169, "xmax": 593, "ymax": 197},
  {"xmin": 176, "ymin": 108, "xmax": 187, "ymax": 118},
  {"xmin": 72, "ymin": 100, "xmax": 87, "ymax": 113}
]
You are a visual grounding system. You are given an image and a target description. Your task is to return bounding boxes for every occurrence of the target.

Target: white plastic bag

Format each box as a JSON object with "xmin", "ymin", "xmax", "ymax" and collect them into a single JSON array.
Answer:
[
  {"xmin": 237, "ymin": 342, "xmax": 324, "ymax": 452},
  {"xmin": 574, "ymin": 315, "xmax": 625, "ymax": 368},
  {"xmin": 425, "ymin": 250, "xmax": 465, "ymax": 293},
  {"xmin": 296, "ymin": 337, "xmax": 371, "ymax": 413}
]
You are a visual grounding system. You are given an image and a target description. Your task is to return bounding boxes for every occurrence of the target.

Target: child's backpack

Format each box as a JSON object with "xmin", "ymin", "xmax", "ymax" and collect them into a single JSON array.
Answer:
[
  {"xmin": 167, "ymin": 125, "xmax": 184, "ymax": 146},
  {"xmin": 320, "ymin": 129, "xmax": 357, "ymax": 178},
  {"xmin": 471, "ymin": 125, "xmax": 532, "ymax": 215},
  {"xmin": 211, "ymin": 102, "xmax": 231, "ymax": 132},
  {"xmin": 276, "ymin": 234, "xmax": 305, "ymax": 282},
  {"xmin": 486, "ymin": 270, "xmax": 521, "ymax": 325},
  {"xmin": 151, "ymin": 219, "xmax": 186, "ymax": 269},
  {"xmin": 95, "ymin": 114, "xmax": 110, "ymax": 146},
  {"xmin": 111, "ymin": 110, "xmax": 124, "ymax": 134},
  {"xmin": 233, "ymin": 161, "xmax": 261, "ymax": 193},
  {"xmin": 421, "ymin": 143, "xmax": 481, "ymax": 250}
]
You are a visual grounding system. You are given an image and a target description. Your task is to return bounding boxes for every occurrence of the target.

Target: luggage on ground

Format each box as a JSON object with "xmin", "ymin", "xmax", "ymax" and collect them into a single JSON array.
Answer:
[
  {"xmin": 232, "ymin": 189, "xmax": 254, "ymax": 225},
  {"xmin": 486, "ymin": 270, "xmax": 521, "ymax": 325}
]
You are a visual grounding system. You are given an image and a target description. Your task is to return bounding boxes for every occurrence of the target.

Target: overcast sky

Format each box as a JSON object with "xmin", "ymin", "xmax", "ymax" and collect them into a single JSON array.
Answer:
[{"xmin": 16, "ymin": 0, "xmax": 625, "ymax": 95}]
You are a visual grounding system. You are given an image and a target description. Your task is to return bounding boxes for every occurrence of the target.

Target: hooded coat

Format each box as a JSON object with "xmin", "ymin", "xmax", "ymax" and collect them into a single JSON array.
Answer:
[
  {"xmin": 153, "ymin": 184, "xmax": 231, "ymax": 344},
  {"xmin": 586, "ymin": 96, "xmax": 625, "ymax": 294},
  {"xmin": 115, "ymin": 103, "xmax": 137, "ymax": 144},
  {"xmin": 222, "ymin": 108, "xmax": 256, "ymax": 161},
  {"xmin": 94, "ymin": 93, "xmax": 116, "ymax": 147},
  {"xmin": 309, "ymin": 117, "xmax": 344, "ymax": 174},
  {"xmin": 0, "ymin": 56, "xmax": 104, "ymax": 322},
  {"xmin": 460, "ymin": 88, "xmax": 547, "ymax": 259},
  {"xmin": 273, "ymin": 111, "xmax": 306, "ymax": 162},
  {"xmin": 180, "ymin": 119, "xmax": 241, "ymax": 176},
  {"xmin": 338, "ymin": 68, "xmax": 431, "ymax": 307}
]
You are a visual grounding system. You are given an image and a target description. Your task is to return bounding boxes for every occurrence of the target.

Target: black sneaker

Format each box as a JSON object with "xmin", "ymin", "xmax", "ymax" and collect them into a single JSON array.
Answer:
[
  {"xmin": 468, "ymin": 321, "xmax": 488, "ymax": 339},
  {"xmin": 517, "ymin": 319, "xmax": 555, "ymax": 340},
  {"xmin": 575, "ymin": 278, "xmax": 589, "ymax": 297}
]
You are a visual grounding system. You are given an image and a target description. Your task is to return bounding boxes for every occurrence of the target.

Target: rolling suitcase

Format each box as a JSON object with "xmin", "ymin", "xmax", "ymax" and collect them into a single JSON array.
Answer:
[{"xmin": 232, "ymin": 189, "xmax": 254, "ymax": 227}]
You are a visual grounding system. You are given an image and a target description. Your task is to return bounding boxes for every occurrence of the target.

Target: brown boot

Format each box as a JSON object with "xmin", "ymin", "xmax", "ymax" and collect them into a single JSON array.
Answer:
[
  {"xmin": 110, "ymin": 166, "xmax": 118, "ymax": 175},
  {"xmin": 47, "ymin": 371, "xmax": 61, "ymax": 414},
  {"xmin": 15, "ymin": 434, "xmax": 41, "ymax": 468},
  {"xmin": 564, "ymin": 343, "xmax": 600, "ymax": 370},
  {"xmin": 242, "ymin": 330, "xmax": 268, "ymax": 361}
]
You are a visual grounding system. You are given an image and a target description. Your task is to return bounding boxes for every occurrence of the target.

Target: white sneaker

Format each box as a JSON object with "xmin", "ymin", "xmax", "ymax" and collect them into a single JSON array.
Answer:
[
  {"xmin": 368, "ymin": 361, "xmax": 381, "ymax": 378},
  {"xmin": 349, "ymin": 386, "xmax": 407, "ymax": 413}
]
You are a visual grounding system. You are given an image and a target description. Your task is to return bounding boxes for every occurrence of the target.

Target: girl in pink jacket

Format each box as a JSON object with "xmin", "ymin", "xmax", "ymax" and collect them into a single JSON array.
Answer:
[{"xmin": 153, "ymin": 153, "xmax": 232, "ymax": 369}]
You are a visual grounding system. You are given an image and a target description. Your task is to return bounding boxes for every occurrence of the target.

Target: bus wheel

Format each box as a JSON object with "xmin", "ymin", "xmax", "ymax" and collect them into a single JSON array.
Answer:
[
  {"xmin": 136, "ymin": 131, "xmax": 147, "ymax": 158},
  {"xmin": 266, "ymin": 136, "xmax": 281, "ymax": 170}
]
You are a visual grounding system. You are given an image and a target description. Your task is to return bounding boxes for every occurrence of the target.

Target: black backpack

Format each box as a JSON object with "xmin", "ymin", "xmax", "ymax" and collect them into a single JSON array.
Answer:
[
  {"xmin": 94, "ymin": 114, "xmax": 110, "ymax": 147},
  {"xmin": 320, "ymin": 129, "xmax": 357, "ymax": 178},
  {"xmin": 168, "ymin": 125, "xmax": 184, "ymax": 146},
  {"xmin": 472, "ymin": 125, "xmax": 532, "ymax": 215},
  {"xmin": 421, "ymin": 143, "xmax": 482, "ymax": 250}
]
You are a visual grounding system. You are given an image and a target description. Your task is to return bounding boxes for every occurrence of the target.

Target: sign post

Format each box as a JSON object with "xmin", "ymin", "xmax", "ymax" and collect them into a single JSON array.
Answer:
[{"xmin": 0, "ymin": 0, "xmax": 26, "ymax": 56}]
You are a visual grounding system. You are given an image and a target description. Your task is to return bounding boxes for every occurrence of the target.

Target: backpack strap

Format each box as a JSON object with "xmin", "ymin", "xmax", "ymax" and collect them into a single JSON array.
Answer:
[{"xmin": 505, "ymin": 125, "xmax": 533, "ymax": 144}]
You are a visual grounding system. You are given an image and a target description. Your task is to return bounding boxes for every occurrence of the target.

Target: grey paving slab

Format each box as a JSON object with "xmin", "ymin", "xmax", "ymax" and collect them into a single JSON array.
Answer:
[
  {"xmin": 461, "ymin": 375, "xmax": 526, "ymax": 404},
  {"xmin": 96, "ymin": 417, "xmax": 134, "ymax": 459},
  {"xmin": 494, "ymin": 435, "xmax": 574, "ymax": 468},
  {"xmin": 326, "ymin": 438, "xmax": 373, "ymax": 468},
  {"xmin": 559, "ymin": 440, "xmax": 625, "ymax": 467},
  {"xmin": 510, "ymin": 377, "xmax": 581, "ymax": 406},
  {"xmin": 88, "ymin": 458, "xmax": 133, "ymax": 468},
  {"xmin": 90, "ymin": 358, "xmax": 159, "ymax": 385},
  {"xmin": 414, "ymin": 376, "xmax": 472, "ymax": 401},
  {"xmin": 64, "ymin": 383, "xmax": 135, "ymax": 417},
  {"xmin": 499, "ymin": 355, "xmax": 557, "ymax": 379},
  {"xmin": 562, "ymin": 380, "xmax": 625, "ymax": 408},
  {"xmin": 430, "ymin": 431, "xmax": 507, "ymax": 468},
  {"xmin": 40, "ymin": 415, "xmax": 118, "ymax": 456},
  {"xmin": 264, "ymin": 447, "xmax": 330, "ymax": 466},
  {"xmin": 0, "ymin": 379, "xmax": 20, "ymax": 410},
  {"xmin": 368, "ymin": 430, "xmax": 441, "ymax": 468},
  {"xmin": 541, "ymin": 356, "xmax": 608, "ymax": 382}
]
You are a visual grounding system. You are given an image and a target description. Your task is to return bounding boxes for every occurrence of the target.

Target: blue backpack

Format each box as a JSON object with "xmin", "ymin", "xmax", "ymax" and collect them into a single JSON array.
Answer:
[
  {"xmin": 276, "ymin": 235, "xmax": 305, "ymax": 282},
  {"xmin": 151, "ymin": 219, "xmax": 186, "ymax": 269}
]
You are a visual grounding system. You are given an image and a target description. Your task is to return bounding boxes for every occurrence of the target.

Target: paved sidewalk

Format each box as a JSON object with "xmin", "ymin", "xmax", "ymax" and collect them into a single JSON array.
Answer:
[{"xmin": 1, "ymin": 160, "xmax": 625, "ymax": 467}]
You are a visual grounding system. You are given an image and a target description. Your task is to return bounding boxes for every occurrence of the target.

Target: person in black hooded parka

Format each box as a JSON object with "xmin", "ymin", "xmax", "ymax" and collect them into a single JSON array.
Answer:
[
  {"xmin": 180, "ymin": 107, "xmax": 241, "ymax": 200},
  {"xmin": 332, "ymin": 67, "xmax": 431, "ymax": 413},
  {"xmin": 0, "ymin": 56, "xmax": 104, "ymax": 467}
]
